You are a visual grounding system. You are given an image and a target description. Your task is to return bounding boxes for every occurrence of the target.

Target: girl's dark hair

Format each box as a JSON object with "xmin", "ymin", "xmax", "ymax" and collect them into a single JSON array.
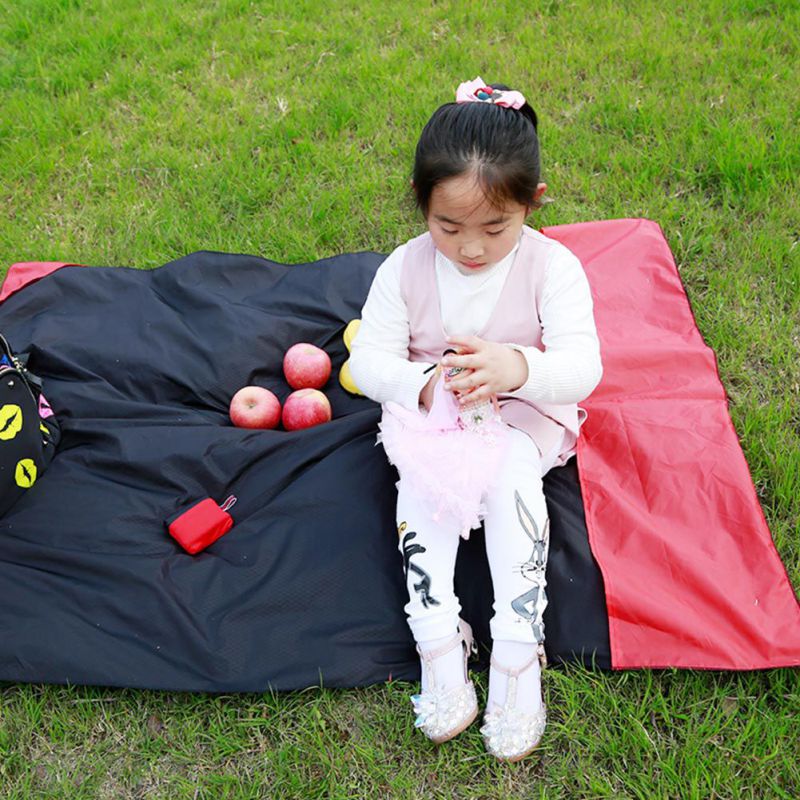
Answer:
[{"xmin": 412, "ymin": 82, "xmax": 541, "ymax": 218}]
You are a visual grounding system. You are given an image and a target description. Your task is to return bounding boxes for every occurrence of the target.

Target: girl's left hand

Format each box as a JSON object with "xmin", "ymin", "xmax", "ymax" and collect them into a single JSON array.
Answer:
[{"xmin": 441, "ymin": 335, "xmax": 528, "ymax": 406}]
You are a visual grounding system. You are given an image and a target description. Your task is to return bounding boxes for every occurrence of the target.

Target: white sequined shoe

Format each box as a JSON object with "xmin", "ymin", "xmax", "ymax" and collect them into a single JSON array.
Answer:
[
  {"xmin": 410, "ymin": 618, "xmax": 479, "ymax": 744},
  {"xmin": 480, "ymin": 647, "xmax": 547, "ymax": 762}
]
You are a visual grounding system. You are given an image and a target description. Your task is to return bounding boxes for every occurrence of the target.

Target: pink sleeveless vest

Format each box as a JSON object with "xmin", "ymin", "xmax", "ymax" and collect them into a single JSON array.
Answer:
[{"xmin": 398, "ymin": 225, "xmax": 585, "ymax": 463}]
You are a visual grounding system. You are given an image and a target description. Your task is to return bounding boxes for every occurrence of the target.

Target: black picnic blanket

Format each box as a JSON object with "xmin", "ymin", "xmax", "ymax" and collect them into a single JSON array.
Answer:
[{"xmin": 0, "ymin": 251, "xmax": 608, "ymax": 691}]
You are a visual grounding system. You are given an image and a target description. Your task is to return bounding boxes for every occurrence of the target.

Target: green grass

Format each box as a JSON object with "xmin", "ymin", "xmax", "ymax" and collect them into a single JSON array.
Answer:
[{"xmin": 1, "ymin": 0, "xmax": 799, "ymax": 797}]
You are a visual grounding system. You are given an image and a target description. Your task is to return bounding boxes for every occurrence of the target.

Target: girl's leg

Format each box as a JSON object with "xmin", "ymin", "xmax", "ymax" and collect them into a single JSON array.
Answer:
[
  {"xmin": 483, "ymin": 427, "xmax": 551, "ymax": 647},
  {"xmin": 481, "ymin": 427, "xmax": 554, "ymax": 714},
  {"xmin": 396, "ymin": 478, "xmax": 465, "ymax": 691}
]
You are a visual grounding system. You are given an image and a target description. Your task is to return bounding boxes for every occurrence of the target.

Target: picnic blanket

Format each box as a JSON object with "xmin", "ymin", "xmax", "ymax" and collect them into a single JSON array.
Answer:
[{"xmin": 0, "ymin": 218, "xmax": 797, "ymax": 692}]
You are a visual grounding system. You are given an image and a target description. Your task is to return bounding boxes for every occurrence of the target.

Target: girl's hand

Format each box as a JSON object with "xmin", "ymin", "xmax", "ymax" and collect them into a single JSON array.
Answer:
[
  {"xmin": 441, "ymin": 335, "xmax": 528, "ymax": 406},
  {"xmin": 419, "ymin": 362, "xmax": 475, "ymax": 410}
]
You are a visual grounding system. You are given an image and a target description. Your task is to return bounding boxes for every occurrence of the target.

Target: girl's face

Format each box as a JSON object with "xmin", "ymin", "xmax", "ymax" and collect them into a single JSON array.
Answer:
[{"xmin": 425, "ymin": 172, "xmax": 540, "ymax": 276}]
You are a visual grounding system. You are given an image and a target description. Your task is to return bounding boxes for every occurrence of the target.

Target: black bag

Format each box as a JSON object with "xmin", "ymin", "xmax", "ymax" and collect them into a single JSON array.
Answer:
[{"xmin": 0, "ymin": 334, "xmax": 60, "ymax": 516}]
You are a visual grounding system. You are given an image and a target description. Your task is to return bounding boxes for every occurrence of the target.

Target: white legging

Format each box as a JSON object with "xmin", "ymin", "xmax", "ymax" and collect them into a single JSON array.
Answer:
[{"xmin": 396, "ymin": 426, "xmax": 563, "ymax": 646}]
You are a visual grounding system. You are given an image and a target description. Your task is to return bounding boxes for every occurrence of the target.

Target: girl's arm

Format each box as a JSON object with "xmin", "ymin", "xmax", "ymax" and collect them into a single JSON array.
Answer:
[
  {"xmin": 349, "ymin": 245, "xmax": 435, "ymax": 410},
  {"xmin": 443, "ymin": 246, "xmax": 602, "ymax": 406},
  {"xmin": 504, "ymin": 246, "xmax": 602, "ymax": 405}
]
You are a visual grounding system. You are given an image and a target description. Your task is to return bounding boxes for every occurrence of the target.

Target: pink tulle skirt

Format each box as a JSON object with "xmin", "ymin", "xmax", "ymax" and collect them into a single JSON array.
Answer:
[{"xmin": 377, "ymin": 380, "xmax": 511, "ymax": 539}]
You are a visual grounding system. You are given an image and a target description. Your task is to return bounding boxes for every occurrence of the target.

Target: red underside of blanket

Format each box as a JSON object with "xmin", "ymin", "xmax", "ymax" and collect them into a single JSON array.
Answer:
[
  {"xmin": 542, "ymin": 218, "xmax": 800, "ymax": 669},
  {"xmin": 0, "ymin": 261, "xmax": 82, "ymax": 302},
  {"xmin": 4, "ymin": 219, "xmax": 800, "ymax": 670}
]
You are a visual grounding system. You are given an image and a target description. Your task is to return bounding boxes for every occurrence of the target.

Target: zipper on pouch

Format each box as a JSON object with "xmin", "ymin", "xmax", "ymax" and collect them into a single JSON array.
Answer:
[{"xmin": 0, "ymin": 335, "xmax": 49, "ymax": 446}]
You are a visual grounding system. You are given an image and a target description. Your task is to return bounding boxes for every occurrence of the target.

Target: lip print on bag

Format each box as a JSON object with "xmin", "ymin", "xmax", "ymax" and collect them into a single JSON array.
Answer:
[
  {"xmin": 0, "ymin": 404, "xmax": 24, "ymax": 440},
  {"xmin": 0, "ymin": 334, "xmax": 60, "ymax": 517}
]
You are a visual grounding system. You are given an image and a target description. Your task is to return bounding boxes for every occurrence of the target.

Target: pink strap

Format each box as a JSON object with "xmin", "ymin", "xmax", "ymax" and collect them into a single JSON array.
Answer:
[{"xmin": 425, "ymin": 375, "xmax": 461, "ymax": 430}]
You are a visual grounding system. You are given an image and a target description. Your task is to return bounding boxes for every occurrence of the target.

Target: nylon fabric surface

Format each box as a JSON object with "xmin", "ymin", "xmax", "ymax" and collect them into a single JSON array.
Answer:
[
  {"xmin": 2, "ymin": 217, "xmax": 796, "ymax": 687},
  {"xmin": 544, "ymin": 219, "xmax": 800, "ymax": 669},
  {"xmin": 0, "ymin": 249, "xmax": 608, "ymax": 691}
]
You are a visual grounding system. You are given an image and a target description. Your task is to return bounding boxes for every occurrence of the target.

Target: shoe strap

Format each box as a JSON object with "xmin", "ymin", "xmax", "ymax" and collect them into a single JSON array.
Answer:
[
  {"xmin": 416, "ymin": 631, "xmax": 461, "ymax": 662},
  {"xmin": 489, "ymin": 647, "xmax": 545, "ymax": 712},
  {"xmin": 416, "ymin": 618, "xmax": 474, "ymax": 662},
  {"xmin": 416, "ymin": 619, "xmax": 476, "ymax": 691},
  {"xmin": 489, "ymin": 649, "xmax": 540, "ymax": 679}
]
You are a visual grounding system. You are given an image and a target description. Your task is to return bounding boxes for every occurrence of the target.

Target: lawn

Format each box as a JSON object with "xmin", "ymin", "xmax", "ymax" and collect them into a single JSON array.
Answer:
[{"xmin": 1, "ymin": 0, "xmax": 798, "ymax": 797}]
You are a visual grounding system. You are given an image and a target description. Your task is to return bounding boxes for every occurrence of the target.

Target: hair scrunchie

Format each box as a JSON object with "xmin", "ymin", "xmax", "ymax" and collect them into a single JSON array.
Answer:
[{"xmin": 455, "ymin": 76, "xmax": 527, "ymax": 109}]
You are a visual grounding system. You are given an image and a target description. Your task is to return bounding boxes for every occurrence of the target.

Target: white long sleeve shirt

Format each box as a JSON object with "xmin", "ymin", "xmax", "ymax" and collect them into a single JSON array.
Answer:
[{"xmin": 349, "ymin": 232, "xmax": 603, "ymax": 412}]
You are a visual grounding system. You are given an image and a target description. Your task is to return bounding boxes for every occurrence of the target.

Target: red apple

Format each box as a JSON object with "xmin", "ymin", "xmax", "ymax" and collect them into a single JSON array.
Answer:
[
  {"xmin": 282, "ymin": 388, "xmax": 332, "ymax": 431},
  {"xmin": 229, "ymin": 386, "xmax": 281, "ymax": 429},
  {"xmin": 283, "ymin": 342, "xmax": 332, "ymax": 390}
]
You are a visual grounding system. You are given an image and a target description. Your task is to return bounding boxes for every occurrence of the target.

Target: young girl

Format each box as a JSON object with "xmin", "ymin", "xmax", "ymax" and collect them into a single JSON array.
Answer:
[{"xmin": 349, "ymin": 77, "xmax": 602, "ymax": 762}]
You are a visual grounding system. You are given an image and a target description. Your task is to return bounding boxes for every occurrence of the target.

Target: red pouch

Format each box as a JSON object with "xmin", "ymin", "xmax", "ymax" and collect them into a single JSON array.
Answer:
[{"xmin": 167, "ymin": 495, "xmax": 237, "ymax": 554}]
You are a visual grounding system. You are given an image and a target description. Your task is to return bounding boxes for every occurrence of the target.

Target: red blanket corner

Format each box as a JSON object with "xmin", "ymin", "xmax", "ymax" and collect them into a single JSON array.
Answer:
[{"xmin": 544, "ymin": 218, "xmax": 800, "ymax": 669}]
